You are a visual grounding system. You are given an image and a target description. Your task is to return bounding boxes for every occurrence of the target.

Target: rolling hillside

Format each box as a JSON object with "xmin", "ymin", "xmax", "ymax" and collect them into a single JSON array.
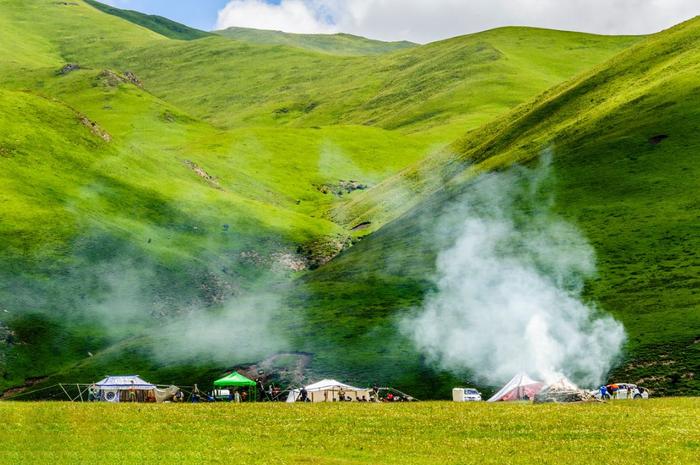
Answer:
[
  {"xmin": 216, "ymin": 27, "xmax": 416, "ymax": 55},
  {"xmin": 0, "ymin": 0, "xmax": 695, "ymax": 398},
  {"xmin": 83, "ymin": 0, "xmax": 211, "ymax": 40}
]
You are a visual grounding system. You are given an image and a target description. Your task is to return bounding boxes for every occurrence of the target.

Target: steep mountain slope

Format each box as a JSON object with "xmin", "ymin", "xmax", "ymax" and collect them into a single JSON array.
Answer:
[
  {"xmin": 294, "ymin": 17, "xmax": 700, "ymax": 397},
  {"xmin": 216, "ymin": 27, "xmax": 416, "ymax": 56},
  {"xmin": 83, "ymin": 0, "xmax": 210, "ymax": 40}
]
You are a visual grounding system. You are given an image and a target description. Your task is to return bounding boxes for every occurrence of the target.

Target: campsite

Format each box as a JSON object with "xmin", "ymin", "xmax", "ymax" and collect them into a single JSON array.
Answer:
[
  {"xmin": 1, "ymin": 370, "xmax": 698, "ymax": 463},
  {"xmin": 1, "ymin": 0, "xmax": 699, "ymax": 463}
]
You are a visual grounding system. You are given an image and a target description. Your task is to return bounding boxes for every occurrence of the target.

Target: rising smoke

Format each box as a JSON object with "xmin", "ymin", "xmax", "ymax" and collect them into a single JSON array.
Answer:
[
  {"xmin": 151, "ymin": 289, "xmax": 291, "ymax": 364},
  {"xmin": 401, "ymin": 155, "xmax": 626, "ymax": 387}
]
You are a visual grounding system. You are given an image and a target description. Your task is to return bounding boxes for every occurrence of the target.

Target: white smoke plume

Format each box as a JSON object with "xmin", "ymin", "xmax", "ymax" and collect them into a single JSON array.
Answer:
[
  {"xmin": 152, "ymin": 291, "xmax": 289, "ymax": 364},
  {"xmin": 401, "ymin": 156, "xmax": 626, "ymax": 387}
]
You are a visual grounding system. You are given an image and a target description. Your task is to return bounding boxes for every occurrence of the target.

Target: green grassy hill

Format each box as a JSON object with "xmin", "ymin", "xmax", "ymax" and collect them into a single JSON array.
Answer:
[
  {"xmin": 215, "ymin": 27, "xmax": 416, "ymax": 56},
  {"xmin": 83, "ymin": 0, "xmax": 210, "ymax": 40},
  {"xmin": 295, "ymin": 16, "xmax": 700, "ymax": 397},
  {"xmin": 0, "ymin": 0, "xmax": 695, "ymax": 398}
]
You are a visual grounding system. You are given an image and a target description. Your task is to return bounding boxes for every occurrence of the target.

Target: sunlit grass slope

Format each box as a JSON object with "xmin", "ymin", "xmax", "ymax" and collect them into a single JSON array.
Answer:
[
  {"xmin": 105, "ymin": 27, "xmax": 641, "ymax": 140},
  {"xmin": 2, "ymin": 1, "xmax": 640, "ymax": 139},
  {"xmin": 1, "ymin": 400, "xmax": 698, "ymax": 465},
  {"xmin": 297, "ymin": 17, "xmax": 700, "ymax": 397},
  {"xmin": 216, "ymin": 27, "xmax": 416, "ymax": 56},
  {"xmin": 83, "ymin": 0, "xmax": 211, "ymax": 40}
]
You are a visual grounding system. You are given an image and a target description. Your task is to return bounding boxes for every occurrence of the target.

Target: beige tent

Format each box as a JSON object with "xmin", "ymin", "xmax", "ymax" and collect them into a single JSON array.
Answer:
[{"xmin": 287, "ymin": 379, "xmax": 371, "ymax": 402}]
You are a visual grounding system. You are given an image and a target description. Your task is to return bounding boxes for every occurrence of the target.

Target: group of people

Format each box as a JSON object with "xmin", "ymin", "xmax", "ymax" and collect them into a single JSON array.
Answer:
[
  {"xmin": 227, "ymin": 389, "xmax": 249, "ymax": 403},
  {"xmin": 598, "ymin": 384, "xmax": 645, "ymax": 399},
  {"xmin": 193, "ymin": 380, "xmax": 281, "ymax": 403},
  {"xmin": 294, "ymin": 386, "xmax": 412, "ymax": 403}
]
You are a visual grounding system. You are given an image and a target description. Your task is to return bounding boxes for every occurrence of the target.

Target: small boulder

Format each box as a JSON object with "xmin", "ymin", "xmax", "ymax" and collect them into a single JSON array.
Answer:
[
  {"xmin": 57, "ymin": 63, "xmax": 80, "ymax": 75},
  {"xmin": 649, "ymin": 134, "xmax": 669, "ymax": 145}
]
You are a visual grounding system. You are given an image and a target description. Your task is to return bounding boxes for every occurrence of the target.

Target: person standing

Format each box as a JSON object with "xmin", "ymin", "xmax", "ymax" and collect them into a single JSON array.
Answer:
[{"xmin": 128, "ymin": 380, "xmax": 137, "ymax": 403}]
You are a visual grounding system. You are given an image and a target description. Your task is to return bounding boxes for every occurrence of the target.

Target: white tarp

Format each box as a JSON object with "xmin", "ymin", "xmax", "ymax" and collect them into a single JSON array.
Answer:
[
  {"xmin": 544, "ymin": 377, "xmax": 579, "ymax": 391},
  {"xmin": 286, "ymin": 379, "xmax": 369, "ymax": 403},
  {"xmin": 95, "ymin": 375, "xmax": 156, "ymax": 390},
  {"xmin": 487, "ymin": 373, "xmax": 544, "ymax": 402}
]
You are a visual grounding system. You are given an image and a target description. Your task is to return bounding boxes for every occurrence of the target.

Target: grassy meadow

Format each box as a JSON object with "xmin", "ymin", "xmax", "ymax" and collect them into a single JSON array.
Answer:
[{"xmin": 0, "ymin": 399, "xmax": 698, "ymax": 464}]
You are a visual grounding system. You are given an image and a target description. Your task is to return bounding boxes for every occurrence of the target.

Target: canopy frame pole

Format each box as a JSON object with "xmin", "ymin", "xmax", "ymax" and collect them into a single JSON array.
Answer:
[
  {"xmin": 59, "ymin": 383, "xmax": 71, "ymax": 402},
  {"xmin": 78, "ymin": 384, "xmax": 91, "ymax": 402}
]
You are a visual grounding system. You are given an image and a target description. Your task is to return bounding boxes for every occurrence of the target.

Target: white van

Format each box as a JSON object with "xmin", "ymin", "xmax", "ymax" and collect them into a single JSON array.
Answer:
[{"xmin": 452, "ymin": 388, "xmax": 483, "ymax": 402}]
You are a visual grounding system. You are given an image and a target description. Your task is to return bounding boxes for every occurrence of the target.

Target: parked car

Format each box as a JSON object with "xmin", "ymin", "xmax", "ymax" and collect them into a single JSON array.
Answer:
[
  {"xmin": 452, "ymin": 388, "xmax": 483, "ymax": 402},
  {"xmin": 593, "ymin": 383, "xmax": 649, "ymax": 400}
]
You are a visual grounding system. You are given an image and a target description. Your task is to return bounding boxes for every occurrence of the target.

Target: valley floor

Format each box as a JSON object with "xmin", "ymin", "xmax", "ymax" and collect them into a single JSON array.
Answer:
[{"xmin": 0, "ymin": 399, "xmax": 697, "ymax": 464}]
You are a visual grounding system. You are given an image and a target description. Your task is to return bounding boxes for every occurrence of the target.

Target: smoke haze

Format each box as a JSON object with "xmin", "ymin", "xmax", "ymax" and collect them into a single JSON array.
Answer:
[
  {"xmin": 152, "ymin": 290, "xmax": 290, "ymax": 364},
  {"xmin": 401, "ymin": 156, "xmax": 626, "ymax": 387}
]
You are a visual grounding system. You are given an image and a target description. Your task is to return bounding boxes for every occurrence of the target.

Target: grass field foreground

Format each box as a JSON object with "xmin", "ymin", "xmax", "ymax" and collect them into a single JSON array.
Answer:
[{"xmin": 0, "ymin": 399, "xmax": 698, "ymax": 464}]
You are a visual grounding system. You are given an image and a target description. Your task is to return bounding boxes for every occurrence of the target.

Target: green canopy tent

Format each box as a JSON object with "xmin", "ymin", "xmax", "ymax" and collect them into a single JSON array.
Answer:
[{"xmin": 213, "ymin": 372, "xmax": 257, "ymax": 402}]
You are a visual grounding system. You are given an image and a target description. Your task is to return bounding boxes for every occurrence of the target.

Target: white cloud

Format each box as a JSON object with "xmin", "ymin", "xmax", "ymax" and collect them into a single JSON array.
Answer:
[
  {"xmin": 216, "ymin": 0, "xmax": 699, "ymax": 43},
  {"xmin": 217, "ymin": 0, "xmax": 336, "ymax": 34}
]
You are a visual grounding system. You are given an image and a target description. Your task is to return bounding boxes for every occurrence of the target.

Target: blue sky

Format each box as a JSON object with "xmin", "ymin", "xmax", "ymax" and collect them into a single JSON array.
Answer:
[
  {"xmin": 103, "ymin": 0, "xmax": 233, "ymax": 30},
  {"xmin": 102, "ymin": 1, "xmax": 699, "ymax": 44}
]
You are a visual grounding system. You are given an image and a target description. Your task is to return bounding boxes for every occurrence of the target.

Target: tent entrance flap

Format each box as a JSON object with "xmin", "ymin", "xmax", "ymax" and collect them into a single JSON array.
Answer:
[{"xmin": 487, "ymin": 373, "xmax": 544, "ymax": 402}]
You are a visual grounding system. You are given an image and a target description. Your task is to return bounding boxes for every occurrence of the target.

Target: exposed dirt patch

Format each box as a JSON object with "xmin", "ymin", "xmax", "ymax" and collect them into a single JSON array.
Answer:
[
  {"xmin": 629, "ymin": 359, "xmax": 677, "ymax": 369},
  {"xmin": 0, "ymin": 321, "xmax": 14, "ymax": 345},
  {"xmin": 316, "ymin": 180, "xmax": 368, "ymax": 197},
  {"xmin": 198, "ymin": 271, "xmax": 238, "ymax": 306},
  {"xmin": 0, "ymin": 146, "xmax": 16, "ymax": 158},
  {"xmin": 183, "ymin": 160, "xmax": 222, "ymax": 190},
  {"xmin": 57, "ymin": 63, "xmax": 80, "ymax": 75},
  {"xmin": 238, "ymin": 250, "xmax": 309, "ymax": 272},
  {"xmin": 270, "ymin": 252, "xmax": 308, "ymax": 272},
  {"xmin": 0, "ymin": 376, "xmax": 48, "ymax": 400},
  {"xmin": 123, "ymin": 71, "xmax": 143, "ymax": 88},
  {"xmin": 649, "ymin": 134, "xmax": 669, "ymax": 145},
  {"xmin": 79, "ymin": 116, "xmax": 111, "ymax": 142},
  {"xmin": 351, "ymin": 221, "xmax": 372, "ymax": 232},
  {"xmin": 234, "ymin": 352, "xmax": 313, "ymax": 389},
  {"xmin": 97, "ymin": 69, "xmax": 143, "ymax": 88},
  {"xmin": 635, "ymin": 375, "xmax": 668, "ymax": 386},
  {"xmin": 98, "ymin": 70, "xmax": 123, "ymax": 87},
  {"xmin": 298, "ymin": 234, "xmax": 352, "ymax": 269}
]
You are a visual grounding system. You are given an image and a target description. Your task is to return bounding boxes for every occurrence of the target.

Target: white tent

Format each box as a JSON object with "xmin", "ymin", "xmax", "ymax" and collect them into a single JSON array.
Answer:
[
  {"xmin": 487, "ymin": 373, "xmax": 544, "ymax": 402},
  {"xmin": 286, "ymin": 379, "xmax": 371, "ymax": 403},
  {"xmin": 95, "ymin": 375, "xmax": 156, "ymax": 402}
]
